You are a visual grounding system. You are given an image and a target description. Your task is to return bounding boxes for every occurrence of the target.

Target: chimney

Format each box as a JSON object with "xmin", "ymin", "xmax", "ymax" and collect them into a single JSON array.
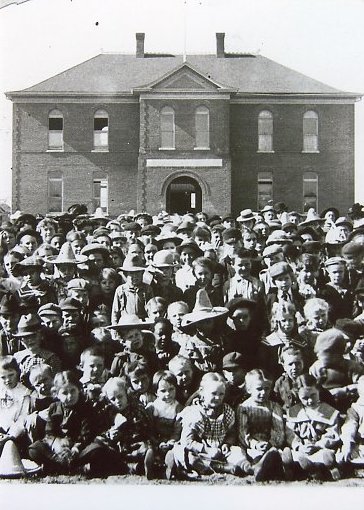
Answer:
[
  {"xmin": 216, "ymin": 32, "xmax": 225, "ymax": 58},
  {"xmin": 136, "ymin": 33, "xmax": 145, "ymax": 58}
]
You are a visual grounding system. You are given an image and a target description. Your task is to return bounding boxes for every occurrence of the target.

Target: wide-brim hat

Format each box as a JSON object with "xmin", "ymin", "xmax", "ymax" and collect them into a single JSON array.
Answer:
[
  {"xmin": 13, "ymin": 313, "xmax": 43, "ymax": 337},
  {"xmin": 299, "ymin": 208, "xmax": 325, "ymax": 226},
  {"xmin": 152, "ymin": 249, "xmax": 178, "ymax": 269},
  {"xmin": 236, "ymin": 209, "xmax": 255, "ymax": 223},
  {"xmin": 155, "ymin": 233, "xmax": 182, "ymax": 249},
  {"xmin": 15, "ymin": 229, "xmax": 42, "ymax": 245},
  {"xmin": 107, "ymin": 314, "xmax": 154, "ymax": 331},
  {"xmin": 12, "ymin": 255, "xmax": 44, "ymax": 277},
  {"xmin": 80, "ymin": 243, "xmax": 109, "ymax": 258},
  {"xmin": 120, "ymin": 255, "xmax": 146, "ymax": 272},
  {"xmin": 47, "ymin": 242, "xmax": 87, "ymax": 264},
  {"xmin": 226, "ymin": 297, "xmax": 257, "ymax": 316},
  {"xmin": 180, "ymin": 289, "xmax": 228, "ymax": 331},
  {"xmin": 261, "ymin": 205, "xmax": 275, "ymax": 214},
  {"xmin": 0, "ymin": 440, "xmax": 41, "ymax": 478},
  {"xmin": 335, "ymin": 217, "xmax": 353, "ymax": 229},
  {"xmin": 266, "ymin": 230, "xmax": 293, "ymax": 246},
  {"xmin": 90, "ymin": 207, "xmax": 110, "ymax": 222},
  {"xmin": 176, "ymin": 220, "xmax": 195, "ymax": 233},
  {"xmin": 320, "ymin": 207, "xmax": 340, "ymax": 220},
  {"xmin": 176, "ymin": 239, "xmax": 203, "ymax": 257}
]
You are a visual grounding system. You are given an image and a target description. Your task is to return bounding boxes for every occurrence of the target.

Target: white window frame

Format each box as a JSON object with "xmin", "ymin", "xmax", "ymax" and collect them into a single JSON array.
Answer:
[
  {"xmin": 303, "ymin": 110, "xmax": 319, "ymax": 153},
  {"xmin": 93, "ymin": 109, "xmax": 109, "ymax": 151},
  {"xmin": 160, "ymin": 106, "xmax": 175, "ymax": 149},
  {"xmin": 48, "ymin": 109, "xmax": 64, "ymax": 151},
  {"xmin": 93, "ymin": 177, "xmax": 109, "ymax": 213},
  {"xmin": 48, "ymin": 172, "xmax": 63, "ymax": 212},
  {"xmin": 258, "ymin": 110, "xmax": 274, "ymax": 153},
  {"xmin": 194, "ymin": 106, "xmax": 210, "ymax": 150}
]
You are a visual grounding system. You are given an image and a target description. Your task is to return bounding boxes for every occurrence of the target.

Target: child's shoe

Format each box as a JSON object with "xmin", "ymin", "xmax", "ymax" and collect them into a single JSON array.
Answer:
[
  {"xmin": 144, "ymin": 448, "xmax": 154, "ymax": 480},
  {"xmin": 165, "ymin": 450, "xmax": 175, "ymax": 480},
  {"xmin": 254, "ymin": 448, "xmax": 284, "ymax": 482}
]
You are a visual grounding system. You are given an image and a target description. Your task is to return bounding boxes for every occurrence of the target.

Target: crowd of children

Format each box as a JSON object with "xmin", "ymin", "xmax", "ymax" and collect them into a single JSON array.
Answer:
[{"xmin": 1, "ymin": 202, "xmax": 364, "ymax": 482}]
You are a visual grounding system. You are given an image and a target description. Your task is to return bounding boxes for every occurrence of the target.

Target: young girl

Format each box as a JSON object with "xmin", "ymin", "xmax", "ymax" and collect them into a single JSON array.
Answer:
[
  {"xmin": 284, "ymin": 374, "xmax": 341, "ymax": 480},
  {"xmin": 124, "ymin": 360, "xmax": 155, "ymax": 407},
  {"xmin": 93, "ymin": 267, "xmax": 120, "ymax": 319},
  {"xmin": 28, "ymin": 371, "xmax": 96, "ymax": 474},
  {"xmin": 184, "ymin": 257, "xmax": 223, "ymax": 311},
  {"xmin": 145, "ymin": 370, "xmax": 183, "ymax": 479},
  {"xmin": 167, "ymin": 301, "xmax": 191, "ymax": 350},
  {"xmin": 25, "ymin": 364, "xmax": 54, "ymax": 443},
  {"xmin": 260, "ymin": 302, "xmax": 307, "ymax": 379},
  {"xmin": 168, "ymin": 355, "xmax": 200, "ymax": 406},
  {"xmin": 145, "ymin": 297, "xmax": 167, "ymax": 321},
  {"xmin": 298, "ymin": 298, "xmax": 330, "ymax": 363},
  {"xmin": 172, "ymin": 372, "xmax": 247, "ymax": 478},
  {"xmin": 236, "ymin": 369, "xmax": 285, "ymax": 481},
  {"xmin": 175, "ymin": 240, "xmax": 201, "ymax": 293}
]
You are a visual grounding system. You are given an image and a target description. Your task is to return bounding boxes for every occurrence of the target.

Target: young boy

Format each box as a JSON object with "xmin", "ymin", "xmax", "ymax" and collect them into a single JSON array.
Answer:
[
  {"xmin": 168, "ymin": 355, "xmax": 200, "ymax": 406},
  {"xmin": 175, "ymin": 240, "xmax": 202, "ymax": 292},
  {"xmin": 184, "ymin": 256, "xmax": 224, "ymax": 310},
  {"xmin": 222, "ymin": 352, "xmax": 248, "ymax": 408},
  {"xmin": 79, "ymin": 345, "xmax": 109, "ymax": 400},
  {"xmin": 236, "ymin": 369, "xmax": 285, "ymax": 481},
  {"xmin": 224, "ymin": 249, "xmax": 264, "ymax": 304},
  {"xmin": 338, "ymin": 375, "xmax": 364, "ymax": 467},
  {"xmin": 266, "ymin": 261, "xmax": 304, "ymax": 320},
  {"xmin": 151, "ymin": 250, "xmax": 183, "ymax": 305}
]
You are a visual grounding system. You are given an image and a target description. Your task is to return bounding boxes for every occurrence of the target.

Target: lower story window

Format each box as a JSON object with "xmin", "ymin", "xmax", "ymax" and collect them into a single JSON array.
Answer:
[
  {"xmin": 48, "ymin": 172, "xmax": 63, "ymax": 212},
  {"xmin": 93, "ymin": 177, "xmax": 108, "ymax": 213},
  {"xmin": 303, "ymin": 172, "xmax": 318, "ymax": 212},
  {"xmin": 257, "ymin": 171, "xmax": 273, "ymax": 210}
]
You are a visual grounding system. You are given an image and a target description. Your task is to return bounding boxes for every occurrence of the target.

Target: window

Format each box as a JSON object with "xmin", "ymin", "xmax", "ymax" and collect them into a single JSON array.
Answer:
[
  {"xmin": 303, "ymin": 111, "xmax": 319, "ymax": 152},
  {"xmin": 258, "ymin": 110, "xmax": 273, "ymax": 152},
  {"xmin": 93, "ymin": 176, "xmax": 108, "ymax": 213},
  {"xmin": 48, "ymin": 172, "xmax": 63, "ymax": 212},
  {"xmin": 160, "ymin": 107, "xmax": 175, "ymax": 149},
  {"xmin": 93, "ymin": 109, "xmax": 109, "ymax": 150},
  {"xmin": 257, "ymin": 171, "xmax": 273, "ymax": 210},
  {"xmin": 48, "ymin": 109, "xmax": 63, "ymax": 150},
  {"xmin": 303, "ymin": 172, "xmax": 318, "ymax": 212},
  {"xmin": 195, "ymin": 106, "xmax": 209, "ymax": 149}
]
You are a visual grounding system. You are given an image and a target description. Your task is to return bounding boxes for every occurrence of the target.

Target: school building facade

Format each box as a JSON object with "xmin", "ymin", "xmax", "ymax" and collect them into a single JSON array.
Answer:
[{"xmin": 6, "ymin": 33, "xmax": 360, "ymax": 217}]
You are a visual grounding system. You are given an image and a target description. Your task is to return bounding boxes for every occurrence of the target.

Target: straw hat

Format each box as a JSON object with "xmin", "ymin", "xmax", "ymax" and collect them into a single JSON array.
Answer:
[
  {"xmin": 80, "ymin": 243, "xmax": 109, "ymax": 258},
  {"xmin": 46, "ymin": 242, "xmax": 87, "ymax": 264},
  {"xmin": 299, "ymin": 208, "xmax": 325, "ymax": 226},
  {"xmin": 0, "ymin": 440, "xmax": 41, "ymax": 478},
  {"xmin": 152, "ymin": 250, "xmax": 177, "ymax": 268},
  {"xmin": 155, "ymin": 232, "xmax": 182, "ymax": 249},
  {"xmin": 180, "ymin": 289, "xmax": 228, "ymax": 331},
  {"xmin": 236, "ymin": 209, "xmax": 255, "ymax": 223},
  {"xmin": 107, "ymin": 314, "xmax": 154, "ymax": 331},
  {"xmin": 90, "ymin": 207, "xmax": 110, "ymax": 221},
  {"xmin": 12, "ymin": 255, "xmax": 44, "ymax": 277}
]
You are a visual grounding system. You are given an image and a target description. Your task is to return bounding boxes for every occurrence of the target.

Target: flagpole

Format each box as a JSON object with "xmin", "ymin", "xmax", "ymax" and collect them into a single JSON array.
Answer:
[{"xmin": 183, "ymin": 0, "xmax": 187, "ymax": 62}]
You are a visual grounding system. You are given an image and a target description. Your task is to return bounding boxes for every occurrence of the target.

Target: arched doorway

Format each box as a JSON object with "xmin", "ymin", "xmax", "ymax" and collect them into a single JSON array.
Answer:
[{"xmin": 166, "ymin": 176, "xmax": 202, "ymax": 214}]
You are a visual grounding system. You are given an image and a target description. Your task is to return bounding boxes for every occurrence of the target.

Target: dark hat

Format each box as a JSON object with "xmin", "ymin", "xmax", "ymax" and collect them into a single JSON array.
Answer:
[
  {"xmin": 12, "ymin": 255, "xmax": 44, "ymax": 277},
  {"xmin": 13, "ymin": 313, "xmax": 42, "ymax": 337},
  {"xmin": 59, "ymin": 297, "xmax": 83, "ymax": 311},
  {"xmin": 282, "ymin": 222, "xmax": 298, "ymax": 233},
  {"xmin": 226, "ymin": 297, "xmax": 256, "ymax": 315},
  {"xmin": 348, "ymin": 226, "xmax": 364, "ymax": 243},
  {"xmin": 211, "ymin": 224, "xmax": 226, "ymax": 233},
  {"xmin": 0, "ymin": 294, "xmax": 18, "ymax": 315},
  {"xmin": 274, "ymin": 202, "xmax": 288, "ymax": 214},
  {"xmin": 122, "ymin": 222, "xmax": 142, "ymax": 233},
  {"xmin": 314, "ymin": 328, "xmax": 346, "ymax": 355},
  {"xmin": 176, "ymin": 239, "xmax": 203, "ymax": 257},
  {"xmin": 16, "ymin": 229, "xmax": 41, "ymax": 246},
  {"xmin": 176, "ymin": 220, "xmax": 194, "ymax": 233},
  {"xmin": 155, "ymin": 233, "xmax": 182, "ymax": 250},
  {"xmin": 92, "ymin": 227, "xmax": 111, "ymax": 238},
  {"xmin": 135, "ymin": 212, "xmax": 153, "ymax": 223},
  {"xmin": 269, "ymin": 261, "xmax": 292, "ymax": 279},
  {"xmin": 80, "ymin": 243, "xmax": 109, "ymax": 258},
  {"xmin": 341, "ymin": 241, "xmax": 364, "ymax": 257},
  {"xmin": 335, "ymin": 319, "xmax": 364, "ymax": 340},
  {"xmin": 207, "ymin": 215, "xmax": 222, "ymax": 226},
  {"xmin": 301, "ymin": 240, "xmax": 322, "ymax": 254},
  {"xmin": 38, "ymin": 303, "xmax": 61, "ymax": 318},
  {"xmin": 321, "ymin": 207, "xmax": 340, "ymax": 220},
  {"xmin": 222, "ymin": 227, "xmax": 242, "ymax": 243},
  {"xmin": 140, "ymin": 225, "xmax": 161, "ymax": 237},
  {"xmin": 222, "ymin": 214, "xmax": 234, "ymax": 222},
  {"xmin": 222, "ymin": 352, "xmax": 245, "ymax": 369}
]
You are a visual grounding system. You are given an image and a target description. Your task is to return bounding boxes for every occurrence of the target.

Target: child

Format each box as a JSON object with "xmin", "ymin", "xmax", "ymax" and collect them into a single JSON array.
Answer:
[
  {"xmin": 167, "ymin": 301, "xmax": 191, "ymax": 349},
  {"xmin": 168, "ymin": 355, "xmax": 200, "ymax": 406},
  {"xmin": 338, "ymin": 375, "xmax": 364, "ymax": 467},
  {"xmin": 153, "ymin": 318, "xmax": 179, "ymax": 369},
  {"xmin": 92, "ymin": 267, "xmax": 120, "ymax": 318},
  {"xmin": 145, "ymin": 296, "xmax": 167, "ymax": 320},
  {"xmin": 172, "ymin": 372, "xmax": 248, "ymax": 478},
  {"xmin": 222, "ymin": 352, "xmax": 248, "ymax": 408},
  {"xmin": 236, "ymin": 369, "xmax": 285, "ymax": 481},
  {"xmin": 266, "ymin": 261, "xmax": 304, "ymax": 320},
  {"xmin": 145, "ymin": 370, "xmax": 183, "ymax": 479},
  {"xmin": 79, "ymin": 345, "xmax": 109, "ymax": 401},
  {"xmin": 184, "ymin": 256, "xmax": 224, "ymax": 310},
  {"xmin": 89, "ymin": 326, "xmax": 121, "ymax": 369},
  {"xmin": 260, "ymin": 302, "xmax": 307, "ymax": 379},
  {"xmin": 0, "ymin": 293, "xmax": 21, "ymax": 356},
  {"xmin": 25, "ymin": 364, "xmax": 54, "ymax": 443},
  {"xmin": 28, "ymin": 370, "xmax": 96, "ymax": 474},
  {"xmin": 299, "ymin": 298, "xmax": 330, "ymax": 361},
  {"xmin": 318, "ymin": 257, "xmax": 354, "ymax": 323},
  {"xmin": 124, "ymin": 360, "xmax": 155, "ymax": 407},
  {"xmin": 111, "ymin": 256, "xmax": 153, "ymax": 323},
  {"xmin": 284, "ymin": 374, "xmax": 341, "ymax": 480},
  {"xmin": 151, "ymin": 250, "xmax": 183, "ymax": 305},
  {"xmin": 223, "ymin": 249, "xmax": 264, "ymax": 304},
  {"xmin": 175, "ymin": 240, "xmax": 202, "ymax": 292}
]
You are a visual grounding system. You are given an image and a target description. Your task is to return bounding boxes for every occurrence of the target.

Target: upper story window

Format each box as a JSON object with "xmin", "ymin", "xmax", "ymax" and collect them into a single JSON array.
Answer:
[
  {"xmin": 303, "ymin": 110, "xmax": 319, "ymax": 152},
  {"xmin": 303, "ymin": 171, "xmax": 318, "ymax": 212},
  {"xmin": 195, "ymin": 106, "xmax": 210, "ymax": 149},
  {"xmin": 48, "ymin": 109, "xmax": 63, "ymax": 150},
  {"xmin": 160, "ymin": 106, "xmax": 175, "ymax": 149},
  {"xmin": 94, "ymin": 109, "xmax": 109, "ymax": 150},
  {"xmin": 258, "ymin": 110, "xmax": 273, "ymax": 152}
]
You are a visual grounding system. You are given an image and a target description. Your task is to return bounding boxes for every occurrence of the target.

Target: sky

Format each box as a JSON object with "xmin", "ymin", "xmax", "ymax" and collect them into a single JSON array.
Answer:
[{"xmin": 0, "ymin": 0, "xmax": 363, "ymax": 208}]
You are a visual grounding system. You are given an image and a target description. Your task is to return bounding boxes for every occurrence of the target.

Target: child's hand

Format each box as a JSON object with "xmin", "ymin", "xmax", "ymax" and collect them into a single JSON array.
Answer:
[
  {"xmin": 341, "ymin": 444, "xmax": 353, "ymax": 462},
  {"xmin": 221, "ymin": 444, "xmax": 230, "ymax": 456},
  {"xmin": 51, "ymin": 437, "xmax": 72, "ymax": 454},
  {"xmin": 204, "ymin": 446, "xmax": 222, "ymax": 460}
]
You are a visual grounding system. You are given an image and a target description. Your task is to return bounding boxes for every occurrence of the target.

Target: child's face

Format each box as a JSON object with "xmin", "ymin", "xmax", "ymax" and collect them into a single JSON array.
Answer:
[
  {"xmin": 129, "ymin": 372, "xmax": 150, "ymax": 394},
  {"xmin": 194, "ymin": 265, "xmax": 213, "ymax": 287},
  {"xmin": 168, "ymin": 305, "xmax": 187, "ymax": 329},
  {"xmin": 171, "ymin": 364, "xmax": 193, "ymax": 388},
  {"xmin": 30, "ymin": 372, "xmax": 53, "ymax": 397},
  {"xmin": 307, "ymin": 309, "xmax": 328, "ymax": 330},
  {"xmin": 110, "ymin": 252, "xmax": 123, "ymax": 268},
  {"xmin": 193, "ymin": 237, "xmax": 207, "ymax": 249},
  {"xmin": 21, "ymin": 332, "xmax": 42, "ymax": 352},
  {"xmin": 180, "ymin": 248, "xmax": 195, "ymax": 267},
  {"xmin": 298, "ymin": 385, "xmax": 320, "ymax": 408},
  {"xmin": 248, "ymin": 377, "xmax": 271, "ymax": 404},
  {"xmin": 125, "ymin": 271, "xmax": 143, "ymax": 287},
  {"xmin": 90, "ymin": 314, "xmax": 109, "ymax": 328},
  {"xmin": 243, "ymin": 234, "xmax": 257, "ymax": 251},
  {"xmin": 107, "ymin": 385, "xmax": 128, "ymax": 412},
  {"xmin": 82, "ymin": 355, "xmax": 105, "ymax": 382},
  {"xmin": 201, "ymin": 381, "xmax": 225, "ymax": 409},
  {"xmin": 96, "ymin": 236, "xmax": 111, "ymax": 250},
  {"xmin": 62, "ymin": 335, "xmax": 80, "ymax": 355},
  {"xmin": 20, "ymin": 235, "xmax": 38, "ymax": 254},
  {"xmin": 233, "ymin": 257, "xmax": 252, "ymax": 279},
  {"xmin": 23, "ymin": 268, "xmax": 42, "ymax": 286},
  {"xmin": 57, "ymin": 383, "xmax": 80, "ymax": 408},
  {"xmin": 0, "ymin": 368, "xmax": 19, "ymax": 389},
  {"xmin": 162, "ymin": 241, "xmax": 177, "ymax": 253},
  {"xmin": 274, "ymin": 273, "xmax": 292, "ymax": 292},
  {"xmin": 154, "ymin": 322, "xmax": 171, "ymax": 350},
  {"xmin": 51, "ymin": 236, "xmax": 64, "ymax": 252},
  {"xmin": 100, "ymin": 277, "xmax": 117, "ymax": 295},
  {"xmin": 148, "ymin": 303, "xmax": 165, "ymax": 320},
  {"xmin": 327, "ymin": 264, "xmax": 345, "ymax": 286},
  {"xmin": 123, "ymin": 328, "xmax": 143, "ymax": 352},
  {"xmin": 62, "ymin": 310, "xmax": 80, "ymax": 328},
  {"xmin": 282, "ymin": 354, "xmax": 304, "ymax": 380},
  {"xmin": 300, "ymin": 269, "xmax": 315, "ymax": 285},
  {"xmin": 41, "ymin": 314, "xmax": 62, "ymax": 332},
  {"xmin": 4, "ymin": 254, "xmax": 19, "ymax": 276},
  {"xmin": 156, "ymin": 379, "xmax": 176, "ymax": 403},
  {"xmin": 155, "ymin": 266, "xmax": 173, "ymax": 286},
  {"xmin": 279, "ymin": 314, "xmax": 295, "ymax": 334},
  {"xmin": 57, "ymin": 263, "xmax": 75, "ymax": 280},
  {"xmin": 231, "ymin": 307, "xmax": 251, "ymax": 331},
  {"xmin": 223, "ymin": 367, "xmax": 245, "ymax": 387},
  {"xmin": 144, "ymin": 245, "xmax": 157, "ymax": 263},
  {"xmin": 40, "ymin": 225, "xmax": 56, "ymax": 243}
]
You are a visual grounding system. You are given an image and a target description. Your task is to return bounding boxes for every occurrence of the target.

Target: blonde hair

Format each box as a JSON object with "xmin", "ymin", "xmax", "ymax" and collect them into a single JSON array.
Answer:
[
  {"xmin": 199, "ymin": 372, "xmax": 226, "ymax": 392},
  {"xmin": 102, "ymin": 377, "xmax": 127, "ymax": 397},
  {"xmin": 303, "ymin": 298, "xmax": 329, "ymax": 319},
  {"xmin": 271, "ymin": 301, "xmax": 296, "ymax": 330},
  {"xmin": 245, "ymin": 369, "xmax": 271, "ymax": 393}
]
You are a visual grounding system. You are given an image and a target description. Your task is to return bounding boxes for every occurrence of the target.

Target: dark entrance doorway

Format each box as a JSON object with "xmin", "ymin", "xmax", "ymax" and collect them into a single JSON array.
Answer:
[{"xmin": 166, "ymin": 176, "xmax": 202, "ymax": 214}]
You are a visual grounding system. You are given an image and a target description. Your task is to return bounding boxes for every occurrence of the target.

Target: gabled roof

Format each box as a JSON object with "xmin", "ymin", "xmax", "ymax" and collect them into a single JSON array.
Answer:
[{"xmin": 6, "ymin": 53, "xmax": 359, "ymax": 98}]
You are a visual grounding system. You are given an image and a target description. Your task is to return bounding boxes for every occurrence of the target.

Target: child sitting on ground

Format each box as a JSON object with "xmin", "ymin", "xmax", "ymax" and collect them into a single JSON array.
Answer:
[
  {"xmin": 236, "ymin": 369, "xmax": 285, "ymax": 481},
  {"xmin": 25, "ymin": 364, "xmax": 54, "ymax": 443},
  {"xmin": 171, "ymin": 372, "xmax": 248, "ymax": 478},
  {"xmin": 168, "ymin": 355, "xmax": 201, "ymax": 406},
  {"xmin": 79, "ymin": 346, "xmax": 110, "ymax": 403},
  {"xmin": 124, "ymin": 360, "xmax": 155, "ymax": 407},
  {"xmin": 145, "ymin": 370, "xmax": 183, "ymax": 479},
  {"xmin": 283, "ymin": 374, "xmax": 341, "ymax": 480}
]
